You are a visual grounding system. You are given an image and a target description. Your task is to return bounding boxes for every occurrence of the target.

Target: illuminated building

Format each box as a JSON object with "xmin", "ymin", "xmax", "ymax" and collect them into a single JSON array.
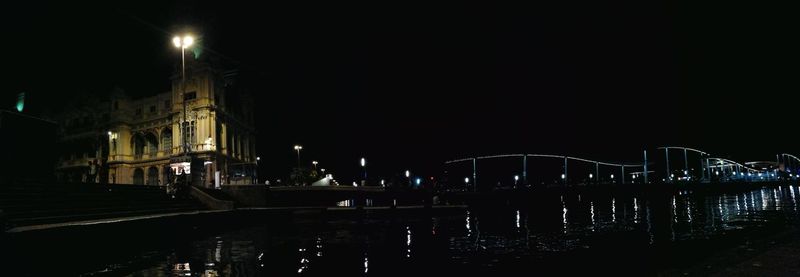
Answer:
[{"xmin": 54, "ymin": 59, "xmax": 257, "ymax": 186}]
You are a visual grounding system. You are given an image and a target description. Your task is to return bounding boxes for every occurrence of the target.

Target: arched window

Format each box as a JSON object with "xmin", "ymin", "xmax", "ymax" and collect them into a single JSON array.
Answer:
[{"xmin": 162, "ymin": 128, "xmax": 173, "ymax": 154}]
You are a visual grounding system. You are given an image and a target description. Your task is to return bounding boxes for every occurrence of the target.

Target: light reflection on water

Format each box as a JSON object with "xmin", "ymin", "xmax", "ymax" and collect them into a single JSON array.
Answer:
[{"xmin": 93, "ymin": 186, "xmax": 800, "ymax": 275}]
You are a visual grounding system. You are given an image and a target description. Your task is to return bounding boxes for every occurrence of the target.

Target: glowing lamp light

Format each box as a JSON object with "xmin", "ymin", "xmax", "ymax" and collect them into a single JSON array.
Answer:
[
  {"xmin": 415, "ymin": 178, "xmax": 421, "ymax": 185},
  {"xmin": 561, "ymin": 174, "xmax": 565, "ymax": 180},
  {"xmin": 514, "ymin": 175, "xmax": 519, "ymax": 181},
  {"xmin": 464, "ymin": 177, "xmax": 469, "ymax": 184},
  {"xmin": 589, "ymin": 173, "xmax": 593, "ymax": 179},
  {"xmin": 405, "ymin": 170, "xmax": 410, "ymax": 178},
  {"xmin": 173, "ymin": 35, "xmax": 194, "ymax": 49},
  {"xmin": 360, "ymin": 158, "xmax": 366, "ymax": 167}
]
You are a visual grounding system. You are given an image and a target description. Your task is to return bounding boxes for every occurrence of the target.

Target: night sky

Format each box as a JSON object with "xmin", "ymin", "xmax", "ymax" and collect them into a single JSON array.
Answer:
[{"xmin": 3, "ymin": 2, "xmax": 799, "ymax": 181}]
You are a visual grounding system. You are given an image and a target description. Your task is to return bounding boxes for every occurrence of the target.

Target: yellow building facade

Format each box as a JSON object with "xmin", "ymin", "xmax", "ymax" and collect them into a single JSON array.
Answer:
[{"xmin": 55, "ymin": 60, "xmax": 257, "ymax": 187}]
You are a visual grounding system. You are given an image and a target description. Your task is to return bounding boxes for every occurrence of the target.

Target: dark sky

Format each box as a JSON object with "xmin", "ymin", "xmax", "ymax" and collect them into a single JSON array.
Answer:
[{"xmin": 3, "ymin": 1, "xmax": 799, "ymax": 181}]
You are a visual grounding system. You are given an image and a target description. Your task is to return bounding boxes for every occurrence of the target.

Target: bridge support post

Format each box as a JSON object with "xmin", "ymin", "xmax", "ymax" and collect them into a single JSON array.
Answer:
[
  {"xmin": 472, "ymin": 158, "xmax": 477, "ymax": 192},
  {"xmin": 564, "ymin": 156, "xmax": 568, "ymax": 186},
  {"xmin": 701, "ymin": 155, "xmax": 706, "ymax": 181},
  {"xmin": 595, "ymin": 162, "xmax": 599, "ymax": 184},
  {"xmin": 621, "ymin": 166, "xmax": 625, "ymax": 185},
  {"xmin": 683, "ymin": 148, "xmax": 688, "ymax": 178},
  {"xmin": 665, "ymin": 148, "xmax": 670, "ymax": 182},
  {"xmin": 706, "ymin": 158, "xmax": 712, "ymax": 182},
  {"xmin": 523, "ymin": 155, "xmax": 527, "ymax": 185},
  {"xmin": 643, "ymin": 150, "xmax": 649, "ymax": 184}
]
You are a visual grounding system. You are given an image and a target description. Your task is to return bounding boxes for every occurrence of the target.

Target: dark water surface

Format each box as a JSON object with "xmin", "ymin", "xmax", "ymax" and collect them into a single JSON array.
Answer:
[{"xmin": 8, "ymin": 185, "xmax": 800, "ymax": 276}]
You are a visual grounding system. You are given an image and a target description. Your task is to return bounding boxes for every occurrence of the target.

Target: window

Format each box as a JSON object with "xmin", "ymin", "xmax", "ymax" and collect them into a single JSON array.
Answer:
[
  {"xmin": 164, "ymin": 100, "xmax": 171, "ymax": 109},
  {"xmin": 184, "ymin": 91, "xmax": 197, "ymax": 101},
  {"xmin": 184, "ymin": 121, "xmax": 196, "ymax": 149},
  {"xmin": 135, "ymin": 108, "xmax": 142, "ymax": 116},
  {"xmin": 149, "ymin": 105, "xmax": 156, "ymax": 113}
]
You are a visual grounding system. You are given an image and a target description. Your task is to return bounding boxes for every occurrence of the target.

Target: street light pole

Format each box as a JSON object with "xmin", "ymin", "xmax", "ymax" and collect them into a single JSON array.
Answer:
[
  {"xmin": 294, "ymin": 145, "xmax": 302, "ymax": 168},
  {"xmin": 360, "ymin": 158, "xmax": 367, "ymax": 183},
  {"xmin": 173, "ymin": 35, "xmax": 194, "ymax": 154}
]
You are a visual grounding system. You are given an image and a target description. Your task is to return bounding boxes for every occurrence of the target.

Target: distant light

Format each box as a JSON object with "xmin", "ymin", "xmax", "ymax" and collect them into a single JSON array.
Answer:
[
  {"xmin": 415, "ymin": 178, "xmax": 421, "ymax": 185},
  {"xmin": 256, "ymin": 156, "xmax": 261, "ymax": 161},
  {"xmin": 671, "ymin": 174, "xmax": 675, "ymax": 178},
  {"xmin": 172, "ymin": 36, "xmax": 181, "ymax": 48},
  {"xmin": 312, "ymin": 161, "xmax": 317, "ymax": 165},
  {"xmin": 352, "ymin": 182, "xmax": 358, "ymax": 187},
  {"xmin": 16, "ymin": 92, "xmax": 24, "ymax": 112},
  {"xmin": 610, "ymin": 174, "xmax": 614, "ymax": 179},
  {"xmin": 632, "ymin": 175, "xmax": 637, "ymax": 179},
  {"xmin": 107, "ymin": 131, "xmax": 112, "ymax": 136},
  {"xmin": 294, "ymin": 145, "xmax": 303, "ymax": 150},
  {"xmin": 464, "ymin": 177, "xmax": 469, "ymax": 183},
  {"xmin": 715, "ymin": 171, "xmax": 719, "ymax": 176},
  {"xmin": 360, "ymin": 158, "xmax": 366, "ymax": 167},
  {"xmin": 381, "ymin": 179, "xmax": 385, "ymax": 185},
  {"xmin": 514, "ymin": 175, "xmax": 519, "ymax": 181},
  {"xmin": 405, "ymin": 170, "xmax": 410, "ymax": 178},
  {"xmin": 589, "ymin": 173, "xmax": 593, "ymax": 179},
  {"xmin": 684, "ymin": 170, "xmax": 688, "ymax": 175},
  {"xmin": 561, "ymin": 174, "xmax": 565, "ymax": 180}
]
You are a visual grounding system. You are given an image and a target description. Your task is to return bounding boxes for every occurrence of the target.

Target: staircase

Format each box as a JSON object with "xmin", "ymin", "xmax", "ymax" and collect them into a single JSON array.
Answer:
[{"xmin": 0, "ymin": 182, "xmax": 205, "ymax": 228}]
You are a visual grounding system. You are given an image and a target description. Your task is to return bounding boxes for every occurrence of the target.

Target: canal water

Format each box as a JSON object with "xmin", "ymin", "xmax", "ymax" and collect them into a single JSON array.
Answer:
[{"xmin": 14, "ymin": 185, "xmax": 800, "ymax": 275}]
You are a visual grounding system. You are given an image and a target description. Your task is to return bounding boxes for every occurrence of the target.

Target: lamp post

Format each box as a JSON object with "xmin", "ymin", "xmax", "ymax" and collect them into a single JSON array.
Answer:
[
  {"xmin": 360, "ymin": 158, "xmax": 367, "ymax": 182},
  {"xmin": 312, "ymin": 161, "xmax": 318, "ymax": 171},
  {"xmin": 172, "ymin": 35, "xmax": 194, "ymax": 154},
  {"xmin": 294, "ymin": 145, "xmax": 302, "ymax": 168}
]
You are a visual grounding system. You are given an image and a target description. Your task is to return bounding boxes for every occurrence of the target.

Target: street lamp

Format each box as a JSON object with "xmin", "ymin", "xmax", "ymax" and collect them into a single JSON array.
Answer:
[
  {"xmin": 312, "ymin": 161, "xmax": 318, "ymax": 170},
  {"xmin": 173, "ymin": 34, "xmax": 194, "ymax": 154},
  {"xmin": 293, "ymin": 145, "xmax": 302, "ymax": 168},
  {"xmin": 360, "ymin": 158, "xmax": 367, "ymax": 181},
  {"xmin": 464, "ymin": 177, "xmax": 470, "ymax": 190}
]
